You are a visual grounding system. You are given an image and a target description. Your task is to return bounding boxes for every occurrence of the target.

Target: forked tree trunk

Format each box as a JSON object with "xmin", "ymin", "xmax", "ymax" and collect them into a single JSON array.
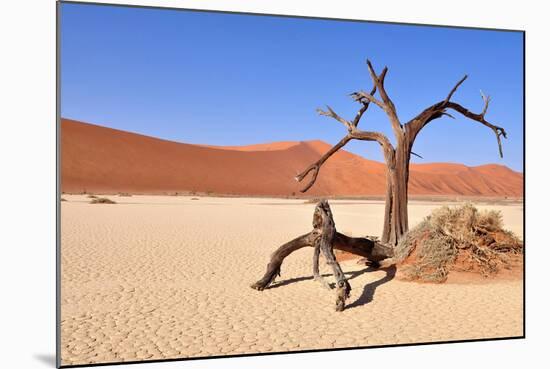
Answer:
[
  {"xmin": 293, "ymin": 60, "xmax": 506, "ymax": 248},
  {"xmin": 253, "ymin": 60, "xmax": 508, "ymax": 311}
]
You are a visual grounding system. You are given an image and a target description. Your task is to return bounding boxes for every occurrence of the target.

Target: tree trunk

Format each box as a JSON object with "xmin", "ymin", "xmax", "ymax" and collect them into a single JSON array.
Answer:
[
  {"xmin": 381, "ymin": 141, "xmax": 410, "ymax": 246},
  {"xmin": 294, "ymin": 61, "xmax": 508, "ymax": 249}
]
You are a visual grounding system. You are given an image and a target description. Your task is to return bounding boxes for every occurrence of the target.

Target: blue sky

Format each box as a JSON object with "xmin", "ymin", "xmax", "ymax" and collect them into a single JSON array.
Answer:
[{"xmin": 60, "ymin": 3, "xmax": 524, "ymax": 171}]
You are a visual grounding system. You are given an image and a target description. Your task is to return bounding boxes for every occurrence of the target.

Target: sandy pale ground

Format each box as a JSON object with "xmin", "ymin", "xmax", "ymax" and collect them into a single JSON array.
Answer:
[{"xmin": 60, "ymin": 196, "xmax": 523, "ymax": 365}]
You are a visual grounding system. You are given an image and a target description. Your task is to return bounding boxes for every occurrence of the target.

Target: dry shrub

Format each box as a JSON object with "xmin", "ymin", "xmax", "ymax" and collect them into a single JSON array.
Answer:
[
  {"xmin": 61, "ymin": 198, "xmax": 67, "ymax": 202},
  {"xmin": 394, "ymin": 203, "xmax": 522, "ymax": 283},
  {"xmin": 90, "ymin": 197, "xmax": 116, "ymax": 204},
  {"xmin": 87, "ymin": 194, "xmax": 98, "ymax": 199},
  {"xmin": 303, "ymin": 198, "xmax": 323, "ymax": 204},
  {"xmin": 118, "ymin": 193, "xmax": 132, "ymax": 197},
  {"xmin": 190, "ymin": 197, "xmax": 200, "ymax": 200}
]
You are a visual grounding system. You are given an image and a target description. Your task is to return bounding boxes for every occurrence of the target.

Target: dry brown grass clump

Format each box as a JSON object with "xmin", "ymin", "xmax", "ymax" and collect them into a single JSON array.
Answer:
[
  {"xmin": 393, "ymin": 203, "xmax": 522, "ymax": 283},
  {"xmin": 90, "ymin": 197, "xmax": 116, "ymax": 204},
  {"xmin": 303, "ymin": 198, "xmax": 323, "ymax": 204}
]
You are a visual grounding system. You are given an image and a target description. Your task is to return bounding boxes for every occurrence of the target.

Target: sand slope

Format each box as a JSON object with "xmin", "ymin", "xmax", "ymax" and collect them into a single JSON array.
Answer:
[
  {"xmin": 61, "ymin": 119, "xmax": 523, "ymax": 197},
  {"xmin": 60, "ymin": 196, "xmax": 523, "ymax": 365}
]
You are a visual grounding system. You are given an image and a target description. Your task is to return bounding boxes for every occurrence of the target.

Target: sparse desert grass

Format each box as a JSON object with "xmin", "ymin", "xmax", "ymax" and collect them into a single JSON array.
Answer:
[
  {"xmin": 87, "ymin": 195, "xmax": 98, "ymax": 199},
  {"xmin": 90, "ymin": 197, "xmax": 116, "ymax": 204},
  {"xmin": 118, "ymin": 193, "xmax": 132, "ymax": 197},
  {"xmin": 190, "ymin": 197, "xmax": 200, "ymax": 200},
  {"xmin": 393, "ymin": 203, "xmax": 522, "ymax": 282},
  {"xmin": 303, "ymin": 198, "xmax": 323, "ymax": 204}
]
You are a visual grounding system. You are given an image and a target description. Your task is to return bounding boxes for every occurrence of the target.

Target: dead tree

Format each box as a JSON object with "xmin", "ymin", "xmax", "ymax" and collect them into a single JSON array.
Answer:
[
  {"xmin": 295, "ymin": 60, "xmax": 507, "ymax": 246},
  {"xmin": 251, "ymin": 60, "xmax": 507, "ymax": 310},
  {"xmin": 251, "ymin": 200, "xmax": 393, "ymax": 310},
  {"xmin": 311, "ymin": 200, "xmax": 351, "ymax": 310}
]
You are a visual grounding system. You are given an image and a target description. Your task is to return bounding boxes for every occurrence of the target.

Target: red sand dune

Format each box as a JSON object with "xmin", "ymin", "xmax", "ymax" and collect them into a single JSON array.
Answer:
[
  {"xmin": 200, "ymin": 142, "xmax": 300, "ymax": 151},
  {"xmin": 61, "ymin": 119, "xmax": 523, "ymax": 197}
]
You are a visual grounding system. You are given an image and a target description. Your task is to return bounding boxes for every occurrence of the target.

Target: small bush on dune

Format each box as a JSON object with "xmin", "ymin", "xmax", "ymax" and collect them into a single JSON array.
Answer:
[
  {"xmin": 87, "ymin": 194, "xmax": 98, "ymax": 199},
  {"xmin": 90, "ymin": 197, "xmax": 116, "ymax": 204},
  {"xmin": 393, "ymin": 203, "xmax": 522, "ymax": 282}
]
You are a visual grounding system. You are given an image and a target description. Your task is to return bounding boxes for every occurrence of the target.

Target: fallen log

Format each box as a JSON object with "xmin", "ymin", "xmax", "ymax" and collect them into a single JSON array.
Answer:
[{"xmin": 250, "ymin": 200, "xmax": 394, "ymax": 311}]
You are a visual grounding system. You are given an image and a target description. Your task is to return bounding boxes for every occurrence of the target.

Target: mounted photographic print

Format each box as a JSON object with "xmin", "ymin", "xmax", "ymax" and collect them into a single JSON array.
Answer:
[{"xmin": 57, "ymin": 1, "xmax": 525, "ymax": 367}]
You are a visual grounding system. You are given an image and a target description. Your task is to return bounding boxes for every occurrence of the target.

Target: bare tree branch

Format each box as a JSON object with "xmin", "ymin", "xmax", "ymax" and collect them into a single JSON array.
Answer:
[
  {"xmin": 317, "ymin": 66, "xmax": 388, "ymax": 134},
  {"xmin": 443, "ymin": 75, "xmax": 468, "ymax": 104},
  {"xmin": 317, "ymin": 106, "xmax": 353, "ymax": 132},
  {"xmin": 350, "ymin": 130, "xmax": 395, "ymax": 153},
  {"xmin": 297, "ymin": 60, "xmax": 507, "ymax": 200},
  {"xmin": 351, "ymin": 99, "xmax": 370, "ymax": 128},
  {"xmin": 366, "ymin": 60, "xmax": 402, "ymax": 138},
  {"xmin": 350, "ymin": 67, "xmax": 387, "ymax": 128},
  {"xmin": 441, "ymin": 111, "xmax": 455, "ymax": 119},
  {"xmin": 446, "ymin": 101, "xmax": 507, "ymax": 157},
  {"xmin": 295, "ymin": 64, "xmax": 395, "ymax": 193},
  {"xmin": 351, "ymin": 91, "xmax": 385, "ymax": 111},
  {"xmin": 290, "ymin": 60, "xmax": 508, "ymax": 248},
  {"xmin": 479, "ymin": 90, "xmax": 491, "ymax": 117},
  {"xmin": 295, "ymin": 136, "xmax": 353, "ymax": 192},
  {"xmin": 295, "ymin": 129, "xmax": 395, "ymax": 192},
  {"xmin": 407, "ymin": 75, "xmax": 468, "ymax": 132},
  {"xmin": 406, "ymin": 77, "xmax": 507, "ymax": 158},
  {"xmin": 351, "ymin": 87, "xmax": 376, "ymax": 127}
]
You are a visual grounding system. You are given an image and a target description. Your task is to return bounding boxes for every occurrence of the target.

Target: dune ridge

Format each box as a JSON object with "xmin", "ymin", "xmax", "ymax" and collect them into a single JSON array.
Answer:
[{"xmin": 61, "ymin": 118, "xmax": 523, "ymax": 197}]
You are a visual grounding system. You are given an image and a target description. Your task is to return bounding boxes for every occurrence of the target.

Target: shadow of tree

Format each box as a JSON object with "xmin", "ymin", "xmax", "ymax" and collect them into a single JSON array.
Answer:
[
  {"xmin": 346, "ymin": 265, "xmax": 396, "ymax": 309},
  {"xmin": 268, "ymin": 265, "xmax": 378, "ymax": 289}
]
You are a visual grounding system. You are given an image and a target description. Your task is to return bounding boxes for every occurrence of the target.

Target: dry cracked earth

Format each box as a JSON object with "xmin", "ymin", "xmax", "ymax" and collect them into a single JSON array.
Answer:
[{"xmin": 60, "ymin": 196, "xmax": 523, "ymax": 365}]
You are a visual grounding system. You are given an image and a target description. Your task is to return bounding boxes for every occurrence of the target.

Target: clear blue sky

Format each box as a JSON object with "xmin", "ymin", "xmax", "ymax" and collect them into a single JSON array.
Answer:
[{"xmin": 60, "ymin": 2, "xmax": 524, "ymax": 171}]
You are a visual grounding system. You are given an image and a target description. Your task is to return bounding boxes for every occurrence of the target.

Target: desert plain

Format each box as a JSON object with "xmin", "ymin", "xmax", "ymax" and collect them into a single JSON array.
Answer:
[{"xmin": 60, "ymin": 195, "xmax": 523, "ymax": 366}]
